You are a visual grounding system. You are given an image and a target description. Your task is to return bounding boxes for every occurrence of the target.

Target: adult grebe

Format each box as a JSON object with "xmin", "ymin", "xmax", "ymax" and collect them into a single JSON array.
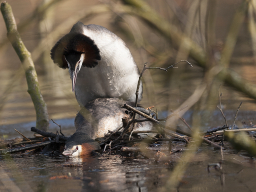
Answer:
[
  {"xmin": 63, "ymin": 98, "xmax": 153, "ymax": 157},
  {"xmin": 51, "ymin": 22, "xmax": 142, "ymax": 106}
]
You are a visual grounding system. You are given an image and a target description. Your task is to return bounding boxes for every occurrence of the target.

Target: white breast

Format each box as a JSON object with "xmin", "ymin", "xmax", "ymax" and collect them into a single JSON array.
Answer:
[{"xmin": 74, "ymin": 25, "xmax": 142, "ymax": 106}]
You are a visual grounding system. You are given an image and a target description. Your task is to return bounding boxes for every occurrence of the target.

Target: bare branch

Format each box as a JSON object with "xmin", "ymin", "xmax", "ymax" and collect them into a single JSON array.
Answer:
[{"xmin": 232, "ymin": 102, "xmax": 242, "ymax": 129}]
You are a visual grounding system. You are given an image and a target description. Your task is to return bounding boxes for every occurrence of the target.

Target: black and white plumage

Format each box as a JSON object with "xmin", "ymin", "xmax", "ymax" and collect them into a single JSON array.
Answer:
[
  {"xmin": 51, "ymin": 22, "xmax": 142, "ymax": 106},
  {"xmin": 62, "ymin": 98, "xmax": 153, "ymax": 157}
]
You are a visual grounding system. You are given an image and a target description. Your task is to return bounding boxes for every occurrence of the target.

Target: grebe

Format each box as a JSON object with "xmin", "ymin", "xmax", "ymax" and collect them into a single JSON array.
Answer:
[
  {"xmin": 51, "ymin": 22, "xmax": 142, "ymax": 106},
  {"xmin": 63, "ymin": 98, "xmax": 153, "ymax": 157}
]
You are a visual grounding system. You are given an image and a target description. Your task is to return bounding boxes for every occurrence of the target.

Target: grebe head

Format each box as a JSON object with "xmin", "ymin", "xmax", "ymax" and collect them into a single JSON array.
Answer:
[
  {"xmin": 63, "ymin": 132, "xmax": 100, "ymax": 157},
  {"xmin": 50, "ymin": 22, "xmax": 101, "ymax": 92}
]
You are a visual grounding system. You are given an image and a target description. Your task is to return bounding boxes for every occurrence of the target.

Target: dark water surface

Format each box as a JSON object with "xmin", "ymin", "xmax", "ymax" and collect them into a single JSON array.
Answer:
[
  {"xmin": 1, "ymin": 145, "xmax": 256, "ymax": 192},
  {"xmin": 1, "ymin": 110, "xmax": 256, "ymax": 191}
]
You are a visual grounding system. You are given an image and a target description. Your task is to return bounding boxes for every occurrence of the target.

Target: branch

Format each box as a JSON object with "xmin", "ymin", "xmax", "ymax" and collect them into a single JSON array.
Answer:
[
  {"xmin": 0, "ymin": 141, "xmax": 51, "ymax": 154},
  {"xmin": 119, "ymin": 0, "xmax": 256, "ymax": 102},
  {"xmin": 121, "ymin": 146, "xmax": 169, "ymax": 152},
  {"xmin": 0, "ymin": 0, "xmax": 63, "ymax": 52},
  {"xmin": 1, "ymin": 2, "xmax": 49, "ymax": 131},
  {"xmin": 31, "ymin": 127, "xmax": 68, "ymax": 141},
  {"xmin": 232, "ymin": 102, "xmax": 242, "ymax": 129},
  {"xmin": 135, "ymin": 61, "xmax": 192, "ymax": 106},
  {"xmin": 123, "ymin": 104, "xmax": 159, "ymax": 123}
]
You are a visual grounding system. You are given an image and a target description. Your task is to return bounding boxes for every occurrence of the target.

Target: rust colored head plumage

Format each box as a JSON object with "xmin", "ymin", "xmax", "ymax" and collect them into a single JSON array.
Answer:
[
  {"xmin": 80, "ymin": 142, "xmax": 99, "ymax": 156},
  {"xmin": 62, "ymin": 132, "xmax": 100, "ymax": 157},
  {"xmin": 51, "ymin": 32, "xmax": 101, "ymax": 69}
]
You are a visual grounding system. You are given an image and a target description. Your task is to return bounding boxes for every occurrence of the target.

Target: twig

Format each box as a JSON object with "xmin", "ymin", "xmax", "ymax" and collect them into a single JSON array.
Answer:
[
  {"xmin": 124, "ymin": 104, "xmax": 190, "ymax": 141},
  {"xmin": 217, "ymin": 92, "xmax": 228, "ymax": 126},
  {"xmin": 119, "ymin": 0, "xmax": 256, "ymax": 103},
  {"xmin": 164, "ymin": 129, "xmax": 189, "ymax": 142},
  {"xmin": 121, "ymin": 146, "xmax": 169, "ymax": 152},
  {"xmin": 124, "ymin": 104, "xmax": 159, "ymax": 123},
  {"xmin": 0, "ymin": 140, "xmax": 51, "ymax": 154},
  {"xmin": 202, "ymin": 138, "xmax": 222, "ymax": 149},
  {"xmin": 14, "ymin": 129, "xmax": 31, "ymax": 141},
  {"xmin": 218, "ymin": 87, "xmax": 222, "ymax": 110},
  {"xmin": 129, "ymin": 130, "xmax": 134, "ymax": 141},
  {"xmin": 133, "ymin": 107, "xmax": 155, "ymax": 116},
  {"xmin": 169, "ymin": 113, "xmax": 220, "ymax": 147},
  {"xmin": 132, "ymin": 130, "xmax": 160, "ymax": 134},
  {"xmin": 100, "ymin": 126, "xmax": 123, "ymax": 145},
  {"xmin": 217, "ymin": 106, "xmax": 228, "ymax": 127},
  {"xmin": 51, "ymin": 119, "xmax": 64, "ymax": 136},
  {"xmin": 133, "ymin": 119, "xmax": 151, "ymax": 122},
  {"xmin": 121, "ymin": 119, "xmax": 135, "ymax": 136},
  {"xmin": 179, "ymin": 116, "xmax": 192, "ymax": 130},
  {"xmin": 134, "ymin": 61, "xmax": 192, "ymax": 107},
  {"xmin": 1, "ymin": 2, "xmax": 49, "ymax": 131},
  {"xmin": 103, "ymin": 141, "xmax": 112, "ymax": 152},
  {"xmin": 122, "ymin": 103, "xmax": 158, "ymax": 137},
  {"xmin": 215, "ymin": 128, "xmax": 256, "ymax": 133},
  {"xmin": 206, "ymin": 125, "xmax": 229, "ymax": 134},
  {"xmin": 12, "ymin": 140, "xmax": 42, "ymax": 146},
  {"xmin": 103, "ymin": 118, "xmax": 135, "ymax": 148},
  {"xmin": 31, "ymin": 127, "xmax": 68, "ymax": 141},
  {"xmin": 55, "ymin": 131, "xmax": 59, "ymax": 143},
  {"xmin": 221, "ymin": 146, "xmax": 224, "ymax": 161},
  {"xmin": 232, "ymin": 102, "xmax": 242, "ymax": 129},
  {"xmin": 165, "ymin": 112, "xmax": 223, "ymax": 148},
  {"xmin": 168, "ymin": 109, "xmax": 192, "ymax": 131}
]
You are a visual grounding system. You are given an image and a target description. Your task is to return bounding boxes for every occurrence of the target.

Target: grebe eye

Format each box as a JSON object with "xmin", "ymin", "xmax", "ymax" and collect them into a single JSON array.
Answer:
[{"xmin": 76, "ymin": 146, "xmax": 79, "ymax": 150}]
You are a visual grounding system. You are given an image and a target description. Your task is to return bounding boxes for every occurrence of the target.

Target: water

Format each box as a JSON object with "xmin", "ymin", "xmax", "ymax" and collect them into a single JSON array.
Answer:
[
  {"xmin": 1, "ymin": 0, "xmax": 256, "ymax": 191},
  {"xmin": 1, "ymin": 145, "xmax": 256, "ymax": 192},
  {"xmin": 1, "ymin": 0, "xmax": 256, "ymax": 129}
]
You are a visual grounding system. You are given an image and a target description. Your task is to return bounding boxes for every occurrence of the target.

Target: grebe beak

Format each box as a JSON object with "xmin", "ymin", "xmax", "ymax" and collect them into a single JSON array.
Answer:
[
  {"xmin": 65, "ymin": 53, "xmax": 85, "ymax": 92},
  {"xmin": 63, "ymin": 145, "xmax": 80, "ymax": 157}
]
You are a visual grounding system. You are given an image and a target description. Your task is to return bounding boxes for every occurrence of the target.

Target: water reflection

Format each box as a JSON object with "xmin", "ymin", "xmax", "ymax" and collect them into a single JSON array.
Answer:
[
  {"xmin": 49, "ymin": 155, "xmax": 163, "ymax": 192},
  {"xmin": 1, "ymin": 147, "xmax": 256, "ymax": 192}
]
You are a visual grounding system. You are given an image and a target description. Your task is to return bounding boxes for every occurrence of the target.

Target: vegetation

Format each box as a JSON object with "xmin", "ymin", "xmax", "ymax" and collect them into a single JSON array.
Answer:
[{"xmin": 1, "ymin": 0, "xmax": 256, "ymax": 191}]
